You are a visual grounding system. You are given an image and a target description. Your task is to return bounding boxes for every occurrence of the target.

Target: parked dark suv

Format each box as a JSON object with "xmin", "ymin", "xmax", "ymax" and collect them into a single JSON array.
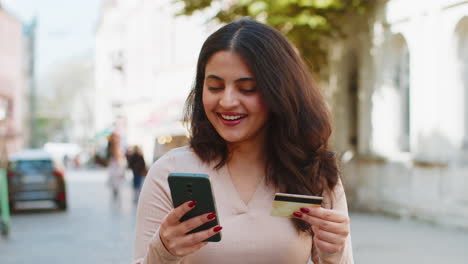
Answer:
[{"xmin": 7, "ymin": 149, "xmax": 67, "ymax": 211}]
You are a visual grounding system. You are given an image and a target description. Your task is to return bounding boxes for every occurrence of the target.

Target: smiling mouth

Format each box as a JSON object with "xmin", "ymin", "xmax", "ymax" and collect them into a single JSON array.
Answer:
[{"xmin": 218, "ymin": 113, "xmax": 247, "ymax": 121}]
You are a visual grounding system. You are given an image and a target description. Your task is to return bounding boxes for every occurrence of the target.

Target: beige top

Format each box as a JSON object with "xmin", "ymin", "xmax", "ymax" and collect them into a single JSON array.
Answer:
[{"xmin": 133, "ymin": 146, "xmax": 353, "ymax": 264}]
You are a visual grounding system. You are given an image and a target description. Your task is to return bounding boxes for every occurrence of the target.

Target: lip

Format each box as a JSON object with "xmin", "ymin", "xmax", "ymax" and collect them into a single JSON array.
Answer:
[{"xmin": 217, "ymin": 112, "xmax": 247, "ymax": 127}]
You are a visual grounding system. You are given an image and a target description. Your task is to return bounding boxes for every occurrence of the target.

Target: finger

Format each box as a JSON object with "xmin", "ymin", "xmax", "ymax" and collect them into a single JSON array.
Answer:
[
  {"xmin": 301, "ymin": 207, "xmax": 348, "ymax": 223},
  {"xmin": 313, "ymin": 226, "xmax": 348, "ymax": 244},
  {"xmin": 293, "ymin": 211, "xmax": 345, "ymax": 233},
  {"xmin": 314, "ymin": 235, "xmax": 343, "ymax": 255},
  {"xmin": 179, "ymin": 225, "xmax": 223, "ymax": 248},
  {"xmin": 165, "ymin": 200, "xmax": 198, "ymax": 225},
  {"xmin": 173, "ymin": 212, "xmax": 217, "ymax": 235}
]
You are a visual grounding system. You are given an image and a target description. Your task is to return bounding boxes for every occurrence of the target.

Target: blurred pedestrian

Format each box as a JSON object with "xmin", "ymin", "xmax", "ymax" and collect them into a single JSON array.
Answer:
[
  {"xmin": 107, "ymin": 133, "xmax": 126, "ymax": 200},
  {"xmin": 63, "ymin": 154, "xmax": 69, "ymax": 168},
  {"xmin": 127, "ymin": 145, "xmax": 147, "ymax": 202},
  {"xmin": 133, "ymin": 18, "xmax": 353, "ymax": 263},
  {"xmin": 73, "ymin": 155, "xmax": 80, "ymax": 168}
]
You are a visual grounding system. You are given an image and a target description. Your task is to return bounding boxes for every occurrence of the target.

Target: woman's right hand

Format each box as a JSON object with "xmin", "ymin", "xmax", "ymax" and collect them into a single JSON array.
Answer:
[{"xmin": 157, "ymin": 201, "xmax": 222, "ymax": 257}]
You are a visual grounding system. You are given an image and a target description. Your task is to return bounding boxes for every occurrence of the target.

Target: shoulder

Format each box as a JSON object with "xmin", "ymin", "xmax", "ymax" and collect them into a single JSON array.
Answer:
[
  {"xmin": 160, "ymin": 146, "xmax": 200, "ymax": 165},
  {"xmin": 321, "ymin": 178, "xmax": 347, "ymax": 211},
  {"xmin": 149, "ymin": 146, "xmax": 211, "ymax": 177}
]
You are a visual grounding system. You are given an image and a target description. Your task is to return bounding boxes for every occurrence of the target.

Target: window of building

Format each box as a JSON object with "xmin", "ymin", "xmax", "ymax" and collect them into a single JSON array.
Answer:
[
  {"xmin": 390, "ymin": 34, "xmax": 411, "ymax": 152},
  {"xmin": 455, "ymin": 17, "xmax": 468, "ymax": 149},
  {"xmin": 0, "ymin": 96, "xmax": 10, "ymax": 121}
]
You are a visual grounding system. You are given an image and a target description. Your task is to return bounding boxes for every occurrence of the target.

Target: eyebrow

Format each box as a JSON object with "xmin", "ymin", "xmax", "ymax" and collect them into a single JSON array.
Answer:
[{"xmin": 206, "ymin": 74, "xmax": 255, "ymax": 83}]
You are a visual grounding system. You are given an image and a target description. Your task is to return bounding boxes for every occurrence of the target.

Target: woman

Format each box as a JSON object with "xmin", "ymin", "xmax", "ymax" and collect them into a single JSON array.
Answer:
[
  {"xmin": 133, "ymin": 18, "xmax": 353, "ymax": 264},
  {"xmin": 127, "ymin": 145, "xmax": 147, "ymax": 202},
  {"xmin": 107, "ymin": 133, "xmax": 126, "ymax": 199}
]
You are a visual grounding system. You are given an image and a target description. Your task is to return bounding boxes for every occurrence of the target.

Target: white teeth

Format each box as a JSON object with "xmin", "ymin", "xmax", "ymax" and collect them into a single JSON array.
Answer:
[{"xmin": 220, "ymin": 114, "xmax": 245, "ymax": 120}]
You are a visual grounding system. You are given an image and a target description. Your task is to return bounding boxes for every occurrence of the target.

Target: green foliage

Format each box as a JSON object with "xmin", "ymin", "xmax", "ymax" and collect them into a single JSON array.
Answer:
[
  {"xmin": 34, "ymin": 117, "xmax": 67, "ymax": 146},
  {"xmin": 175, "ymin": 0, "xmax": 373, "ymax": 71}
]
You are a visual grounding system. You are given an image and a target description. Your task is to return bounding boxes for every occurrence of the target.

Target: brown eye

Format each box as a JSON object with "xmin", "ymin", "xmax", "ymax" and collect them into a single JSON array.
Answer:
[
  {"xmin": 205, "ymin": 79, "xmax": 223, "ymax": 91},
  {"xmin": 240, "ymin": 87, "xmax": 257, "ymax": 93},
  {"xmin": 208, "ymin": 87, "xmax": 222, "ymax": 91}
]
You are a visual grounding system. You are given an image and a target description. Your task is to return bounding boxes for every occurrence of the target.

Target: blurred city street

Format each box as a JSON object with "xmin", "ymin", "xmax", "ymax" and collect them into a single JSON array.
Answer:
[
  {"xmin": 0, "ymin": 168, "xmax": 467, "ymax": 264},
  {"xmin": 351, "ymin": 212, "xmax": 468, "ymax": 264},
  {"xmin": 0, "ymin": 168, "xmax": 136, "ymax": 264}
]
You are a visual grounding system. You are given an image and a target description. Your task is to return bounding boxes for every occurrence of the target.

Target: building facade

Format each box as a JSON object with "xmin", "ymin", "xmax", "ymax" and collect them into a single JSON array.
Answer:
[
  {"xmin": 0, "ymin": 7, "xmax": 27, "ymax": 155},
  {"xmin": 95, "ymin": 0, "xmax": 216, "ymax": 162},
  {"xmin": 95, "ymin": 0, "xmax": 468, "ymax": 228},
  {"xmin": 328, "ymin": 0, "xmax": 468, "ymax": 228}
]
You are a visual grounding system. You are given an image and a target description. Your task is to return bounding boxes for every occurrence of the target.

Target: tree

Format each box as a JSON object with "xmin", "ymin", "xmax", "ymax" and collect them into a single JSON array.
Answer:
[
  {"xmin": 175, "ymin": 0, "xmax": 374, "ymax": 72},
  {"xmin": 35, "ymin": 56, "xmax": 94, "ymax": 145}
]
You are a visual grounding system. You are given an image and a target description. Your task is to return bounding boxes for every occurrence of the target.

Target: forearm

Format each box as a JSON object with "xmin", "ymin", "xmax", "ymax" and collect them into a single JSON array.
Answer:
[
  {"xmin": 313, "ymin": 179, "xmax": 354, "ymax": 264},
  {"xmin": 316, "ymin": 234, "xmax": 353, "ymax": 264},
  {"xmin": 135, "ymin": 229, "xmax": 183, "ymax": 264},
  {"xmin": 133, "ymin": 155, "xmax": 180, "ymax": 264}
]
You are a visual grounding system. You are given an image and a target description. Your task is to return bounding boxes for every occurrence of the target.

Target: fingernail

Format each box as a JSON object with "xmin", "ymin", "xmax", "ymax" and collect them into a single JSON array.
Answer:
[
  {"xmin": 293, "ymin": 211, "xmax": 303, "ymax": 217},
  {"xmin": 207, "ymin": 213, "xmax": 216, "ymax": 220},
  {"xmin": 213, "ymin": 226, "xmax": 223, "ymax": 232},
  {"xmin": 300, "ymin": 207, "xmax": 310, "ymax": 213},
  {"xmin": 188, "ymin": 201, "xmax": 197, "ymax": 207}
]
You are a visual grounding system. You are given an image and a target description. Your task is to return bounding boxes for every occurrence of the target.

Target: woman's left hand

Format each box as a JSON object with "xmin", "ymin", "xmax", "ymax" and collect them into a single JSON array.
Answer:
[{"xmin": 293, "ymin": 207, "xmax": 350, "ymax": 260}]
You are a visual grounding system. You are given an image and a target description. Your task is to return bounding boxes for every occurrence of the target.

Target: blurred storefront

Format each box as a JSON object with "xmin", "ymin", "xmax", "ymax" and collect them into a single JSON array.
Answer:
[
  {"xmin": 95, "ymin": 0, "xmax": 216, "ymax": 163},
  {"xmin": 142, "ymin": 98, "xmax": 189, "ymax": 161},
  {"xmin": 0, "ymin": 7, "xmax": 28, "ymax": 155},
  {"xmin": 328, "ymin": 0, "xmax": 468, "ymax": 228}
]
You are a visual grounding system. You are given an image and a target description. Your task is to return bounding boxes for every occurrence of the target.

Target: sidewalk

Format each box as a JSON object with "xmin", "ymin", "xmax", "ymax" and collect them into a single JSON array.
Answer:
[
  {"xmin": 2, "ymin": 168, "xmax": 467, "ymax": 264},
  {"xmin": 351, "ymin": 212, "xmax": 468, "ymax": 264}
]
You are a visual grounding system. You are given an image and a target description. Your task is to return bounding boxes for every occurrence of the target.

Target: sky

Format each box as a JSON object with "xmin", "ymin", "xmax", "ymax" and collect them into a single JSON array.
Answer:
[{"xmin": 2, "ymin": 0, "xmax": 103, "ymax": 78}]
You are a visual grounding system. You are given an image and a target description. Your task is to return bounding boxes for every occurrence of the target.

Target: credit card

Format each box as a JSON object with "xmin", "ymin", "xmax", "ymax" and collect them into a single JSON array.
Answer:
[{"xmin": 270, "ymin": 193, "xmax": 323, "ymax": 218}]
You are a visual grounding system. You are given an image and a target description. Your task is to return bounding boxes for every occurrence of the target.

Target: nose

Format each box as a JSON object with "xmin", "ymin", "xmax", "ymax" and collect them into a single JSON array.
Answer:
[{"xmin": 219, "ymin": 87, "xmax": 239, "ymax": 108}]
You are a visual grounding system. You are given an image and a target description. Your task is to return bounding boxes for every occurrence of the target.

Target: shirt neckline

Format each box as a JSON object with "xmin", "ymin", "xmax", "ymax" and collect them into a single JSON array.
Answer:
[{"xmin": 219, "ymin": 164, "xmax": 266, "ymax": 211}]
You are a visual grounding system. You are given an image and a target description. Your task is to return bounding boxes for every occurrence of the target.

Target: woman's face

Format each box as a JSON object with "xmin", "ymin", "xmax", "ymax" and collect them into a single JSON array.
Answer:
[{"xmin": 202, "ymin": 51, "xmax": 269, "ymax": 145}]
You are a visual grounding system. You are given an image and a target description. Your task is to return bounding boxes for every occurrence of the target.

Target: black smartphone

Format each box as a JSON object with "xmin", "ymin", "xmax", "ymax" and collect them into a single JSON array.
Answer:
[{"xmin": 168, "ymin": 173, "xmax": 221, "ymax": 242}]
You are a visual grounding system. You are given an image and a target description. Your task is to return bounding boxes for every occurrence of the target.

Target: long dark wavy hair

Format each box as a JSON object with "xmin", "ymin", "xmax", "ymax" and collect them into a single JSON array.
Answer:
[{"xmin": 184, "ymin": 17, "xmax": 339, "ymax": 234}]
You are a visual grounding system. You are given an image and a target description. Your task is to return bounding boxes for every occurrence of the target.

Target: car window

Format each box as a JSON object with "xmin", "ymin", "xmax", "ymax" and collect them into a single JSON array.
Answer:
[{"xmin": 12, "ymin": 160, "xmax": 53, "ymax": 172}]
